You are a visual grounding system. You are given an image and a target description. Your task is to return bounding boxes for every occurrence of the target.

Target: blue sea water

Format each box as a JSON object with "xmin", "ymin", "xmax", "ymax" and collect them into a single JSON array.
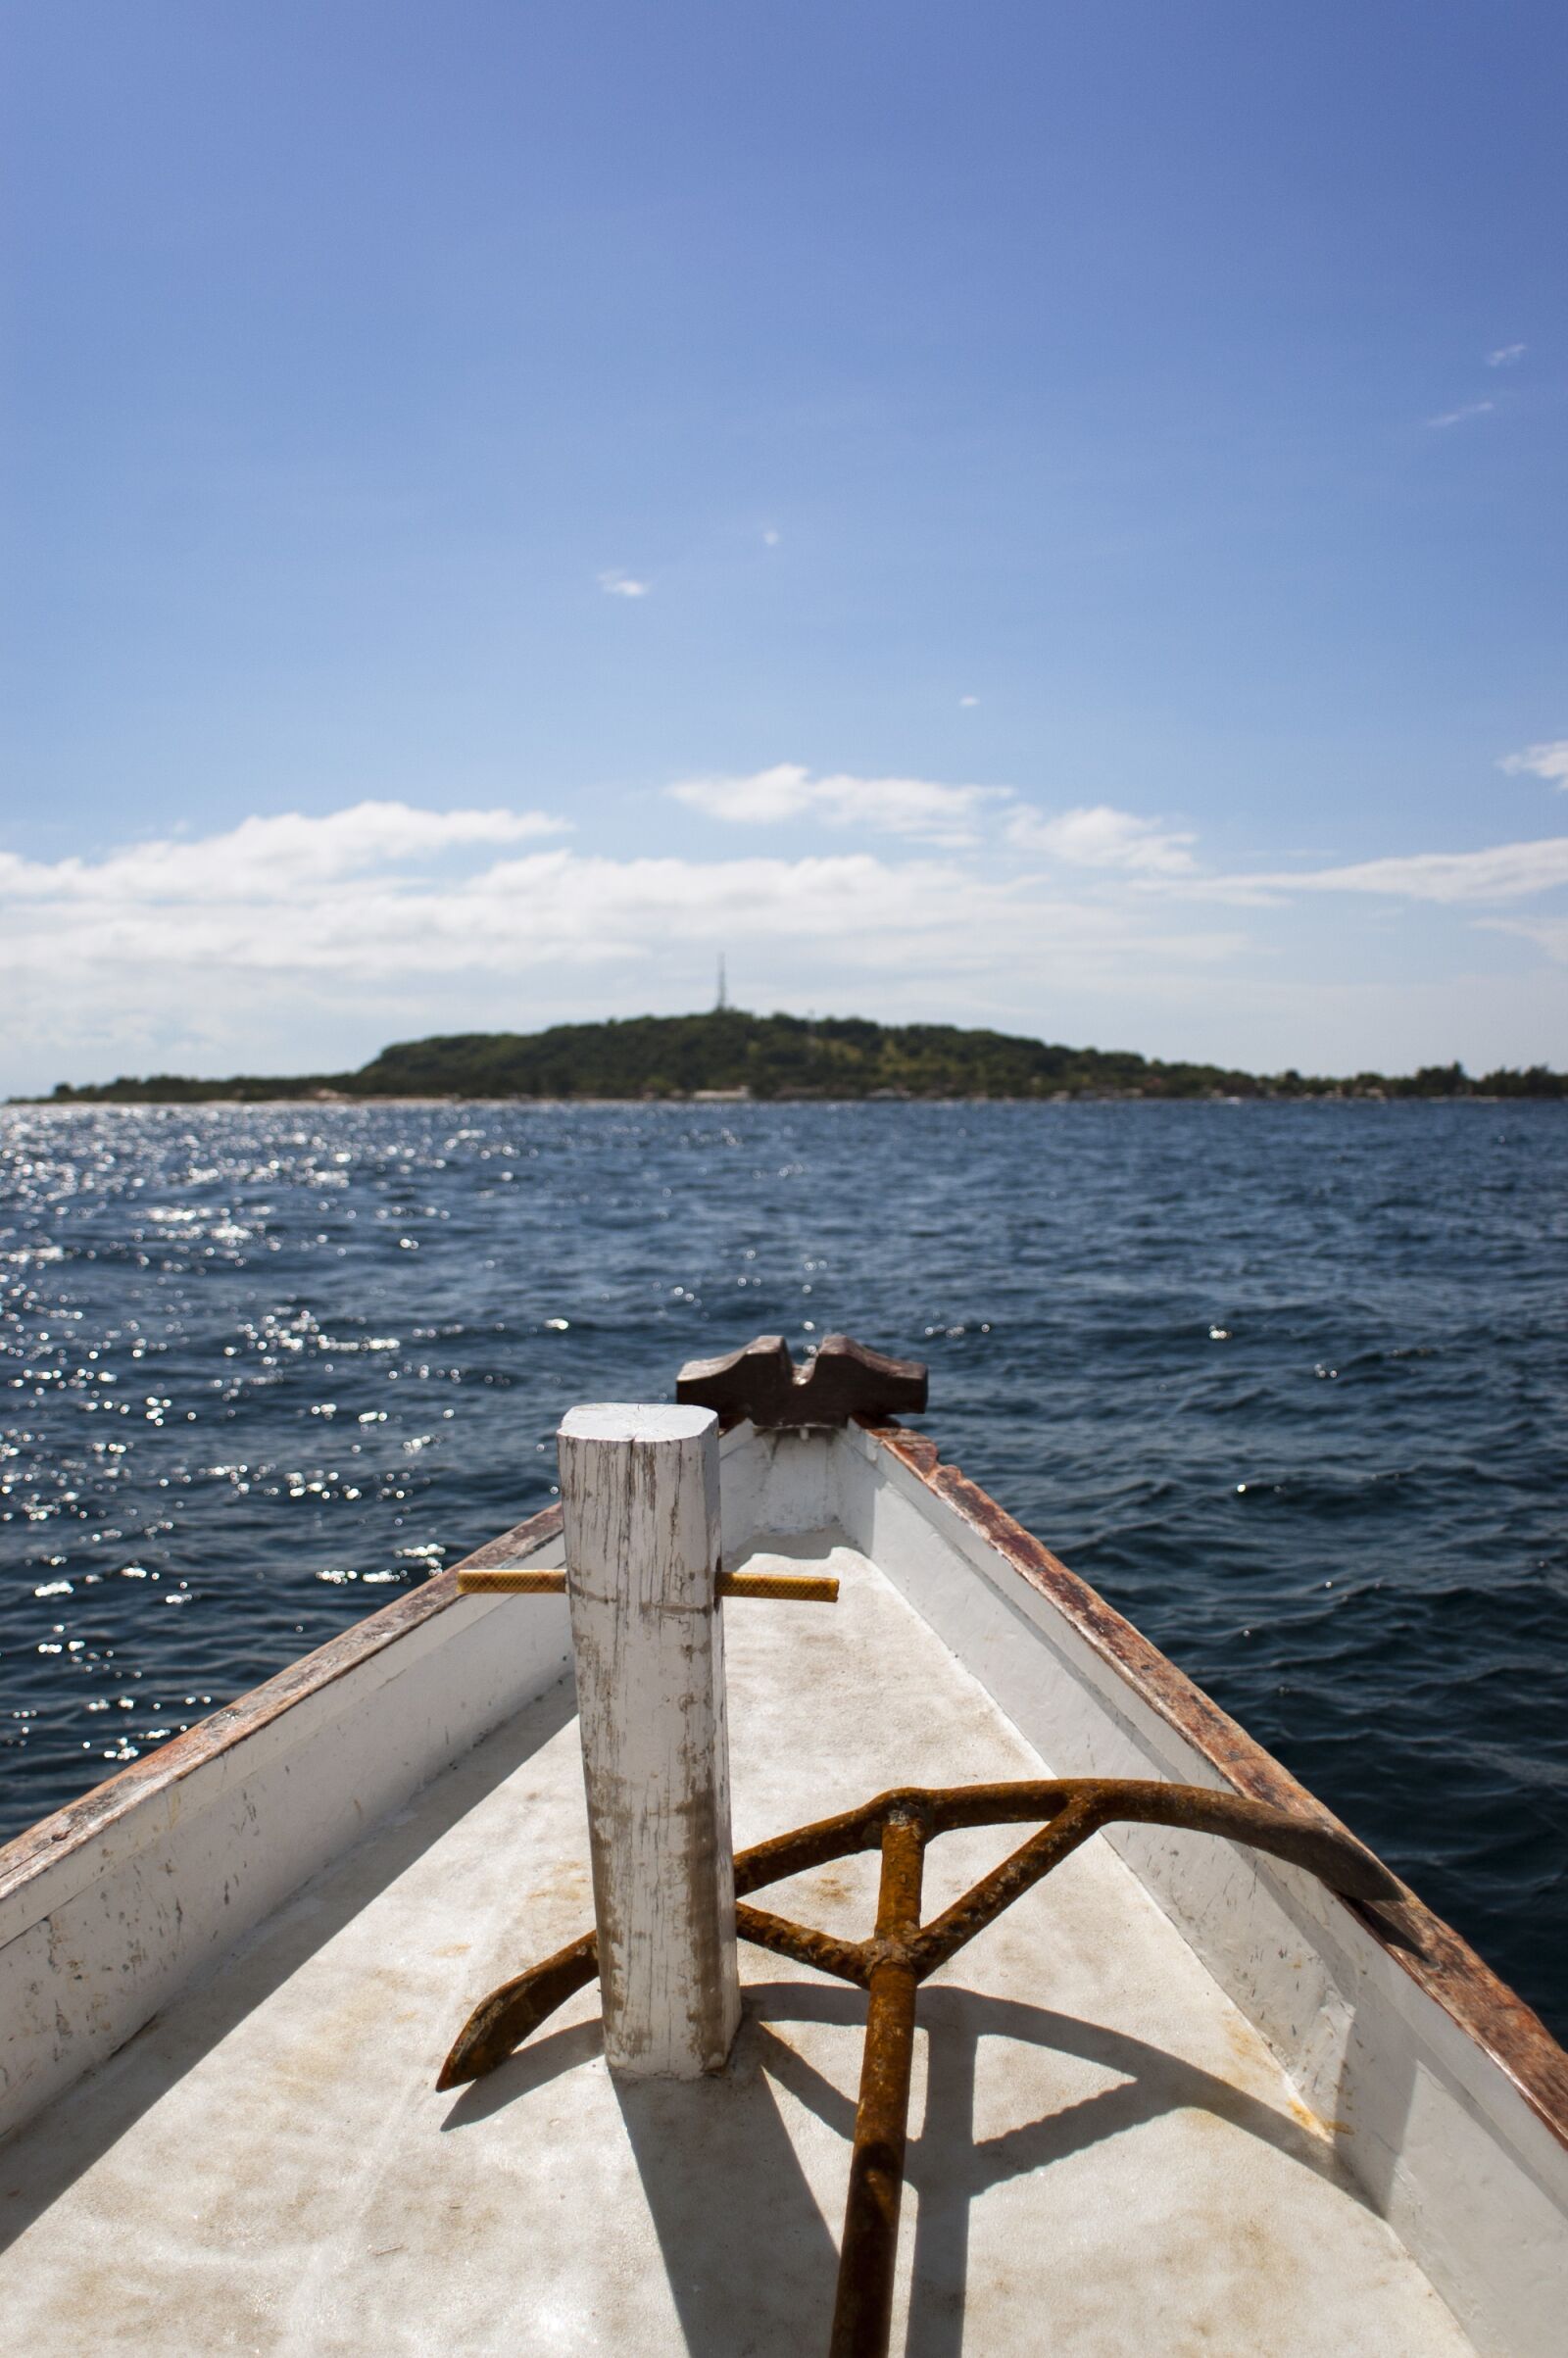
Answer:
[{"xmin": 1, "ymin": 1100, "xmax": 1564, "ymax": 2036}]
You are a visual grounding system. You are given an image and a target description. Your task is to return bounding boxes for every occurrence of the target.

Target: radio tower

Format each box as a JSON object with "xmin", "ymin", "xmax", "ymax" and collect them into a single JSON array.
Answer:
[{"xmin": 715, "ymin": 953, "xmax": 728, "ymax": 1012}]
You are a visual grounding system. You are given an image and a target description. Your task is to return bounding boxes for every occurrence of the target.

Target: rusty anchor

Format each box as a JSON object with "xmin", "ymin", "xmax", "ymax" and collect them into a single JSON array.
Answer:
[{"xmin": 439, "ymin": 1775, "xmax": 1401, "ymax": 2358}]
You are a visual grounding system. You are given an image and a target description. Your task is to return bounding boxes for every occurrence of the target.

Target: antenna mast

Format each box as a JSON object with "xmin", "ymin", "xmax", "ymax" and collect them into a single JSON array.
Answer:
[{"xmin": 715, "ymin": 953, "xmax": 728, "ymax": 1012}]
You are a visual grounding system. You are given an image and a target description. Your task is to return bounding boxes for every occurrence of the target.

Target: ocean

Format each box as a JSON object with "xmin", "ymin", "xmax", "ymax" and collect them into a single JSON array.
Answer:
[{"xmin": 2, "ymin": 1098, "xmax": 1564, "ymax": 2035}]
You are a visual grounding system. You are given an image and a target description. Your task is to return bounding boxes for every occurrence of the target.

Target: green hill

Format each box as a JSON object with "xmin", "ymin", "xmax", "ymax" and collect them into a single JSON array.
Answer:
[
  {"xmin": 347, "ymin": 1011, "xmax": 1265, "ymax": 1100},
  {"xmin": 24, "ymin": 1007, "xmax": 1567, "ymax": 1103}
]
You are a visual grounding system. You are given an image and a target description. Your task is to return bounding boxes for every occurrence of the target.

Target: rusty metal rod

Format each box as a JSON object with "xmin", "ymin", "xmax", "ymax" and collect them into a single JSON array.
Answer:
[
  {"xmin": 736, "ymin": 1902, "xmax": 868, "ymax": 1986},
  {"xmin": 437, "ymin": 1778, "xmax": 1401, "ymax": 2090},
  {"xmin": 719, "ymin": 1570, "xmax": 841, "ymax": 1602},
  {"xmin": 733, "ymin": 1796, "xmax": 888, "ymax": 1888},
  {"xmin": 729, "ymin": 1777, "xmax": 1393, "ymax": 1899},
  {"xmin": 855, "ymin": 1779, "xmax": 1396, "ymax": 1897},
  {"xmin": 909, "ymin": 1796, "xmax": 1102, "ymax": 1981},
  {"xmin": 434, "ymin": 1930, "xmax": 599, "ymax": 2089},
  {"xmin": 829, "ymin": 1807, "xmax": 927, "ymax": 2358},
  {"xmin": 457, "ymin": 1566, "xmax": 840, "ymax": 1603},
  {"xmin": 458, "ymin": 1566, "xmax": 568, "ymax": 1595}
]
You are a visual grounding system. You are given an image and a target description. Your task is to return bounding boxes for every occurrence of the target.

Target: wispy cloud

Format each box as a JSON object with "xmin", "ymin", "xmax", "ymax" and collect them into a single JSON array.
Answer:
[
  {"xmin": 664, "ymin": 764, "xmax": 1568, "ymax": 913},
  {"xmin": 672, "ymin": 769, "xmax": 1198, "ymax": 871},
  {"xmin": 1499, "ymin": 740, "xmax": 1568, "ymax": 788},
  {"xmin": 667, "ymin": 763, "xmax": 1005, "ymax": 847},
  {"xmin": 1486, "ymin": 343, "xmax": 1527, "ymax": 368},
  {"xmin": 0, "ymin": 802, "xmax": 567, "ymax": 906},
  {"xmin": 598, "ymin": 570, "xmax": 649, "ymax": 598},
  {"xmin": 1427, "ymin": 399, "xmax": 1495, "ymax": 429},
  {"xmin": 761, "ymin": 529, "xmax": 780, "ymax": 547},
  {"xmin": 1203, "ymin": 838, "xmax": 1568, "ymax": 907},
  {"xmin": 1483, "ymin": 914, "xmax": 1568, "ymax": 964},
  {"xmin": 1005, "ymin": 803, "xmax": 1198, "ymax": 875},
  {"xmin": 958, "ymin": 695, "xmax": 979, "ymax": 709}
]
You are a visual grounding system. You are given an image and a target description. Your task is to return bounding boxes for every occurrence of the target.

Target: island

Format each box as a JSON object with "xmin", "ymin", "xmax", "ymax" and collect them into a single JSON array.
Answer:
[{"xmin": 20, "ymin": 1008, "xmax": 1566, "ymax": 1104}]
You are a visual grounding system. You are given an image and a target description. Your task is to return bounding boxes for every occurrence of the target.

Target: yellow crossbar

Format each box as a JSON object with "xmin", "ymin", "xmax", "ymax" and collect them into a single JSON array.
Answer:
[{"xmin": 457, "ymin": 1566, "xmax": 839, "ymax": 1603}]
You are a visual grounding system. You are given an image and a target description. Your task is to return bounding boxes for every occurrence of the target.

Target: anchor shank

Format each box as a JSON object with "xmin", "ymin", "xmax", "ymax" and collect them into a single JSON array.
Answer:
[{"xmin": 830, "ymin": 1807, "xmax": 927, "ymax": 2358}]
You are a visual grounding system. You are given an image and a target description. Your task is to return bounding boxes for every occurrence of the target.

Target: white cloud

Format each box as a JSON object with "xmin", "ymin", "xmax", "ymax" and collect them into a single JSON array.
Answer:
[
  {"xmin": 1427, "ymin": 400, "xmax": 1495, "ymax": 429},
  {"xmin": 958, "ymin": 695, "xmax": 979, "ymax": 709},
  {"xmin": 0, "ymin": 799, "xmax": 1258, "ymax": 1087},
  {"xmin": 1004, "ymin": 803, "xmax": 1199, "ymax": 875},
  {"xmin": 0, "ymin": 801, "xmax": 566, "ymax": 907},
  {"xmin": 761, "ymin": 529, "xmax": 780, "ymax": 547},
  {"xmin": 1486, "ymin": 343, "xmax": 1527, "ymax": 368},
  {"xmin": 667, "ymin": 763, "xmax": 1006, "ymax": 847},
  {"xmin": 1499, "ymin": 740, "xmax": 1568, "ymax": 787},
  {"xmin": 598, "ymin": 570, "xmax": 649, "ymax": 598},
  {"xmin": 1210, "ymin": 838, "xmax": 1568, "ymax": 907}
]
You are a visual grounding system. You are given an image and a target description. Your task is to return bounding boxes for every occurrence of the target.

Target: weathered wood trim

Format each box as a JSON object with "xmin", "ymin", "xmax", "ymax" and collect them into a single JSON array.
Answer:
[
  {"xmin": 0, "ymin": 1501, "xmax": 563, "ymax": 1919},
  {"xmin": 858, "ymin": 1417, "xmax": 1568, "ymax": 2152}
]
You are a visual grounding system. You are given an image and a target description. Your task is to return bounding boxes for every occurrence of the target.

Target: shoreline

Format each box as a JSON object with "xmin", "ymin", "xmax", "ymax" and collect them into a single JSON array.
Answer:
[{"xmin": 7, "ymin": 1090, "xmax": 1564, "ymax": 1111}]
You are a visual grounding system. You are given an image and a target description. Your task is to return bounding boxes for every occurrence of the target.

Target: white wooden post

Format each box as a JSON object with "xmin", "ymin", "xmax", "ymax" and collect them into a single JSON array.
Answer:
[{"xmin": 558, "ymin": 1402, "xmax": 741, "ymax": 2079}]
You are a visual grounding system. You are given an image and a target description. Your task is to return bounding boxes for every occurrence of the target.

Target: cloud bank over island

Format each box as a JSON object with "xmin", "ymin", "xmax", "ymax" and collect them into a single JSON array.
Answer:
[{"xmin": 3, "ymin": 756, "xmax": 1565, "ymax": 1094}]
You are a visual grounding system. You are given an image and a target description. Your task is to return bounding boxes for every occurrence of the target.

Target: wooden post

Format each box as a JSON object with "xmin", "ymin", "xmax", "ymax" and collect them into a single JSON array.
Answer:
[{"xmin": 558, "ymin": 1402, "xmax": 741, "ymax": 2079}]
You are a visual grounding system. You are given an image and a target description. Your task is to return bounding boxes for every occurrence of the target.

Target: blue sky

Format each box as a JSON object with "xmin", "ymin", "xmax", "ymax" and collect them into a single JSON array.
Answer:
[{"xmin": 2, "ymin": 1, "xmax": 1565, "ymax": 1091}]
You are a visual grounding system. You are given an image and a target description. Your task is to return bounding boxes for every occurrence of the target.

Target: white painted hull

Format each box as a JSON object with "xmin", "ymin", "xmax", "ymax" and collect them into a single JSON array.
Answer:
[{"xmin": 0, "ymin": 1415, "xmax": 1563, "ymax": 2353}]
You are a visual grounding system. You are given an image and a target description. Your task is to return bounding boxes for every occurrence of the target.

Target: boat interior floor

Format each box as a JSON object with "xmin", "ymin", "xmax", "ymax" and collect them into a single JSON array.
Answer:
[{"xmin": 0, "ymin": 1533, "xmax": 1473, "ymax": 2355}]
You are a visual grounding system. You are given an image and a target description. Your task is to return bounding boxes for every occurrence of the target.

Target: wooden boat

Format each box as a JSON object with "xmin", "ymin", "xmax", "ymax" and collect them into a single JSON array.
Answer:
[{"xmin": 0, "ymin": 1334, "xmax": 1562, "ymax": 2354}]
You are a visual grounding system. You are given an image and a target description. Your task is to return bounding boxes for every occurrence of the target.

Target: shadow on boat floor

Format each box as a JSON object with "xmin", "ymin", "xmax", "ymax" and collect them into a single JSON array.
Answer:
[
  {"xmin": 0, "ymin": 1671, "xmax": 578, "ymax": 2256},
  {"xmin": 438, "ymin": 1969, "xmax": 1364, "ymax": 2358}
]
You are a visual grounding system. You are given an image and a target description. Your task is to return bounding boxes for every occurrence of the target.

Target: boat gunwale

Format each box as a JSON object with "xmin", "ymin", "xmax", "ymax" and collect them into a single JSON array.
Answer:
[
  {"xmin": 0, "ymin": 1501, "xmax": 564, "ymax": 1918},
  {"xmin": 854, "ymin": 1416, "xmax": 1568, "ymax": 2156}
]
